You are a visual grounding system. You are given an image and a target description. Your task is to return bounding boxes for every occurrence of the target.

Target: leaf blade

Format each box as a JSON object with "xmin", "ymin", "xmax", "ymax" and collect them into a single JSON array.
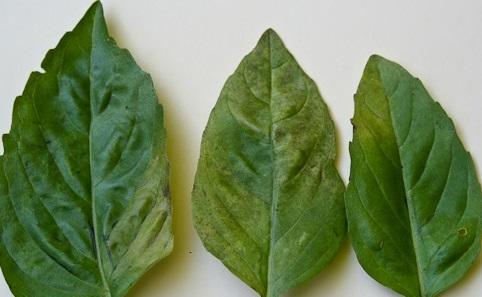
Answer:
[
  {"xmin": 0, "ymin": 2, "xmax": 172, "ymax": 297},
  {"xmin": 346, "ymin": 55, "xmax": 482, "ymax": 297},
  {"xmin": 192, "ymin": 29, "xmax": 346, "ymax": 297}
]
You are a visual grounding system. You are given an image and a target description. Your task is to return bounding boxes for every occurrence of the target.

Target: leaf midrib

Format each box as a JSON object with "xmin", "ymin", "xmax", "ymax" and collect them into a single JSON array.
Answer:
[
  {"xmin": 266, "ymin": 30, "xmax": 278, "ymax": 297},
  {"xmin": 378, "ymin": 66, "xmax": 426, "ymax": 297},
  {"xmin": 89, "ymin": 7, "xmax": 112, "ymax": 297}
]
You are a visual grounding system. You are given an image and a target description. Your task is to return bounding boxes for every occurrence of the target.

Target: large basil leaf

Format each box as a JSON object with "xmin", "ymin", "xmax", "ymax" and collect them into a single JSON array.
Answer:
[
  {"xmin": 0, "ymin": 2, "xmax": 173, "ymax": 297},
  {"xmin": 346, "ymin": 55, "xmax": 481, "ymax": 297},
  {"xmin": 192, "ymin": 29, "xmax": 346, "ymax": 297}
]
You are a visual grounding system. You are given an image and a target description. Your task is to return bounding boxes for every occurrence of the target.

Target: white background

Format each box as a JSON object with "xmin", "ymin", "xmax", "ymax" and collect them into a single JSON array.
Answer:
[{"xmin": 0, "ymin": 0, "xmax": 481, "ymax": 296}]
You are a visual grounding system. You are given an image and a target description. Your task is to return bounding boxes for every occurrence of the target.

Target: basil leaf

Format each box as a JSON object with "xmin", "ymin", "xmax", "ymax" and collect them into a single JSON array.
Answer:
[
  {"xmin": 192, "ymin": 29, "xmax": 346, "ymax": 297},
  {"xmin": 346, "ymin": 55, "xmax": 481, "ymax": 297},
  {"xmin": 0, "ymin": 2, "xmax": 172, "ymax": 297}
]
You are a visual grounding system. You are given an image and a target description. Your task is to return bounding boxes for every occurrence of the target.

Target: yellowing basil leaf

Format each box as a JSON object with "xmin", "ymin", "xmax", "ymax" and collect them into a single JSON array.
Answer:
[
  {"xmin": 192, "ymin": 29, "xmax": 346, "ymax": 297},
  {"xmin": 0, "ymin": 2, "xmax": 172, "ymax": 297},
  {"xmin": 346, "ymin": 55, "xmax": 481, "ymax": 297}
]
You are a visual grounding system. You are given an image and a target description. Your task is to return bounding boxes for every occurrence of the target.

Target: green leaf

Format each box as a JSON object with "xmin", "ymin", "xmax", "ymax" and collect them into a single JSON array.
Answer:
[
  {"xmin": 346, "ymin": 55, "xmax": 482, "ymax": 297},
  {"xmin": 192, "ymin": 29, "xmax": 346, "ymax": 297},
  {"xmin": 0, "ymin": 2, "xmax": 172, "ymax": 297}
]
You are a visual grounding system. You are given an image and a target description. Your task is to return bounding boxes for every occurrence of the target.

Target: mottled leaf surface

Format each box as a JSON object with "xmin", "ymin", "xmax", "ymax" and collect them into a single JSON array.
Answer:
[
  {"xmin": 0, "ymin": 2, "xmax": 172, "ymax": 297},
  {"xmin": 192, "ymin": 29, "xmax": 346, "ymax": 297},
  {"xmin": 346, "ymin": 55, "xmax": 481, "ymax": 297}
]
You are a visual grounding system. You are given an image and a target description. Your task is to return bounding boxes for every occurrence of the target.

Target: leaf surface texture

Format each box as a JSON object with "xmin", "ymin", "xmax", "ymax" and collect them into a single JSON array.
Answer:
[
  {"xmin": 346, "ymin": 55, "xmax": 481, "ymax": 297},
  {"xmin": 0, "ymin": 2, "xmax": 173, "ymax": 297},
  {"xmin": 192, "ymin": 29, "xmax": 346, "ymax": 297}
]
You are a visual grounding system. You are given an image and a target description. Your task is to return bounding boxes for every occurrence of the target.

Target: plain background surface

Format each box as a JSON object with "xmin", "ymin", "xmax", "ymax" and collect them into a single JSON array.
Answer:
[{"xmin": 0, "ymin": 0, "xmax": 481, "ymax": 296}]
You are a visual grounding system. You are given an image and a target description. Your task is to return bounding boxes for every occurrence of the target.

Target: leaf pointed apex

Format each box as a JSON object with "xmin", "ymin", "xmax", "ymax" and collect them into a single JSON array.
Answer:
[
  {"xmin": 262, "ymin": 28, "xmax": 280, "ymax": 39},
  {"xmin": 259, "ymin": 28, "xmax": 283, "ymax": 45},
  {"xmin": 368, "ymin": 54, "xmax": 385, "ymax": 63},
  {"xmin": 256, "ymin": 28, "xmax": 282, "ymax": 49},
  {"xmin": 41, "ymin": 0, "xmax": 107, "ymax": 72},
  {"xmin": 254, "ymin": 28, "xmax": 295, "ymax": 71},
  {"xmin": 366, "ymin": 55, "xmax": 413, "ymax": 95},
  {"xmin": 86, "ymin": 1, "xmax": 104, "ymax": 16},
  {"xmin": 367, "ymin": 54, "xmax": 405, "ymax": 73},
  {"xmin": 77, "ymin": 1, "xmax": 104, "ymax": 27}
]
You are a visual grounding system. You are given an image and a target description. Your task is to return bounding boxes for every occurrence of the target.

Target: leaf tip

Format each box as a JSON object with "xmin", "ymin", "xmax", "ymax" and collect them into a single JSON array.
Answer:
[
  {"xmin": 81, "ymin": 0, "xmax": 106, "ymax": 31},
  {"xmin": 260, "ymin": 28, "xmax": 282, "ymax": 44},
  {"xmin": 367, "ymin": 54, "xmax": 406, "ymax": 74},
  {"xmin": 367, "ymin": 54, "xmax": 388, "ymax": 65},
  {"xmin": 262, "ymin": 27, "xmax": 277, "ymax": 36},
  {"xmin": 88, "ymin": 0, "xmax": 104, "ymax": 13}
]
